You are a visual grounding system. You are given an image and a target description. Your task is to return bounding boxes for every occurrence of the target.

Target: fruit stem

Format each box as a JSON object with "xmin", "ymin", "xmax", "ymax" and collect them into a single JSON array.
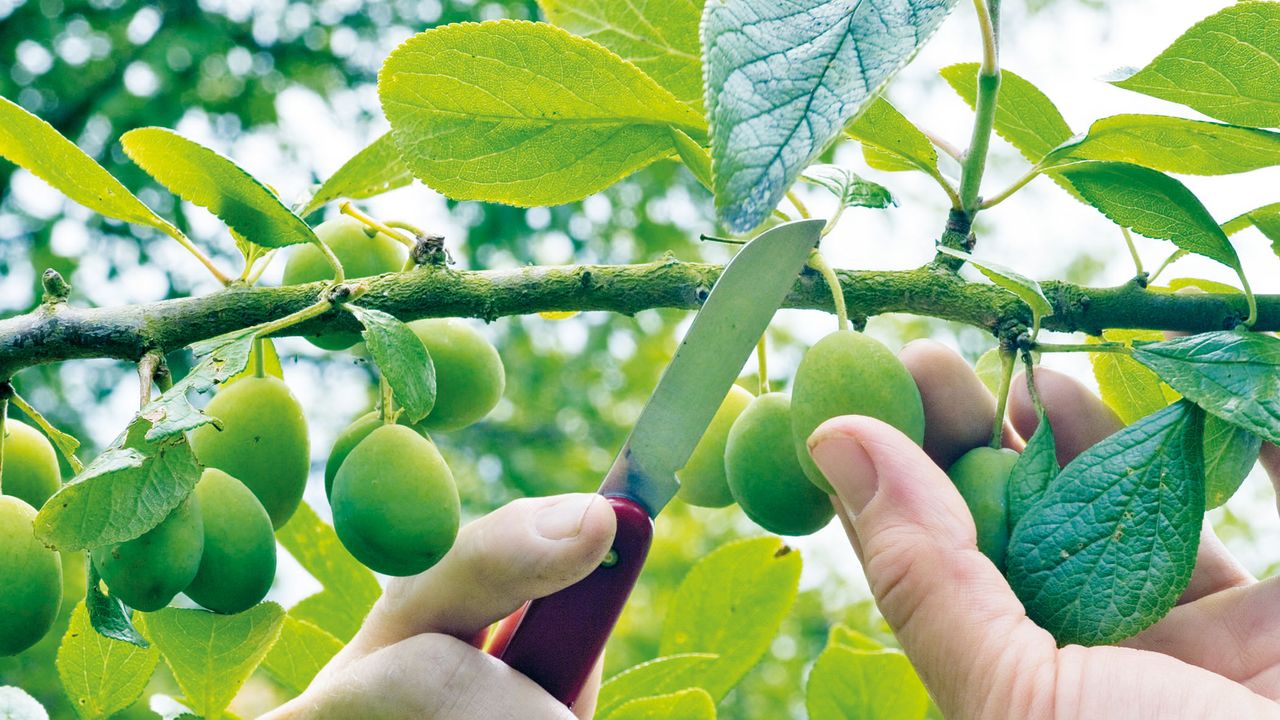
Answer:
[
  {"xmin": 959, "ymin": 0, "xmax": 1002, "ymax": 217},
  {"xmin": 137, "ymin": 350, "xmax": 164, "ymax": 408},
  {"xmin": 0, "ymin": 382, "xmax": 9, "ymax": 491},
  {"xmin": 1120, "ymin": 227, "xmax": 1145, "ymax": 277},
  {"xmin": 1147, "ymin": 249, "xmax": 1186, "ymax": 284},
  {"xmin": 787, "ymin": 190, "xmax": 811, "ymax": 219},
  {"xmin": 380, "ymin": 375, "xmax": 396, "ymax": 424},
  {"xmin": 253, "ymin": 337, "xmax": 266, "ymax": 379},
  {"xmin": 312, "ymin": 236, "xmax": 347, "ymax": 283},
  {"xmin": 10, "ymin": 389, "xmax": 83, "ymax": 473},
  {"xmin": 990, "ymin": 348, "xmax": 1014, "ymax": 449},
  {"xmin": 161, "ymin": 225, "xmax": 234, "ymax": 286},
  {"xmin": 1020, "ymin": 350, "xmax": 1047, "ymax": 418},
  {"xmin": 341, "ymin": 201, "xmax": 416, "ymax": 249},
  {"xmin": 808, "ymin": 251, "xmax": 849, "ymax": 331},
  {"xmin": 756, "ymin": 335, "xmax": 771, "ymax": 395},
  {"xmin": 255, "ymin": 298, "xmax": 334, "ymax": 339}
]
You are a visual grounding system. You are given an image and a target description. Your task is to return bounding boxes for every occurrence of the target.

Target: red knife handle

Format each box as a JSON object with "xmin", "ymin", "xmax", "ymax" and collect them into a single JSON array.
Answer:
[{"xmin": 487, "ymin": 495, "xmax": 653, "ymax": 707}]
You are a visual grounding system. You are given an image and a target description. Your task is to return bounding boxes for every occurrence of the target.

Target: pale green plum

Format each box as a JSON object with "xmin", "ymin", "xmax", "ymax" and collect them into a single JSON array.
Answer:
[
  {"xmin": 791, "ymin": 330, "xmax": 924, "ymax": 493},
  {"xmin": 1, "ymin": 419, "xmax": 60, "ymax": 509},
  {"xmin": 184, "ymin": 469, "xmax": 276, "ymax": 615},
  {"xmin": 91, "ymin": 494, "xmax": 204, "ymax": 612},
  {"xmin": 324, "ymin": 411, "xmax": 429, "ymax": 499},
  {"xmin": 0, "ymin": 496, "xmax": 62, "ymax": 655},
  {"xmin": 727, "ymin": 393, "xmax": 834, "ymax": 536},
  {"xmin": 409, "ymin": 319, "xmax": 506, "ymax": 431},
  {"xmin": 190, "ymin": 375, "xmax": 309, "ymax": 528},
  {"xmin": 332, "ymin": 425, "xmax": 460, "ymax": 576},
  {"xmin": 947, "ymin": 447, "xmax": 1019, "ymax": 569},
  {"xmin": 676, "ymin": 384, "xmax": 754, "ymax": 508}
]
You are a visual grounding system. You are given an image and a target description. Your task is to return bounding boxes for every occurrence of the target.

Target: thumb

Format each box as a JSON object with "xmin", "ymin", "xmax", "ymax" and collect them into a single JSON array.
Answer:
[
  {"xmin": 808, "ymin": 416, "xmax": 1056, "ymax": 716},
  {"xmin": 351, "ymin": 493, "xmax": 617, "ymax": 653}
]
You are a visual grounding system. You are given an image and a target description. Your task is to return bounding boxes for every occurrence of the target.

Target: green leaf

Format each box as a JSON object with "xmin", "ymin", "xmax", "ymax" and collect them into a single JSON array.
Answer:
[
  {"xmin": 379, "ymin": 20, "xmax": 702, "ymax": 208},
  {"xmin": 936, "ymin": 247, "xmax": 1053, "ymax": 334},
  {"xmin": 140, "ymin": 329, "xmax": 257, "ymax": 442},
  {"xmin": 1007, "ymin": 401, "xmax": 1205, "ymax": 646},
  {"xmin": 1223, "ymin": 202, "xmax": 1280, "ymax": 258},
  {"xmin": 703, "ymin": 0, "xmax": 959, "ymax": 232},
  {"xmin": 805, "ymin": 646, "xmax": 928, "ymax": 720},
  {"xmin": 345, "ymin": 305, "xmax": 436, "ymax": 423},
  {"xmin": 146, "ymin": 604, "xmax": 286, "ymax": 720},
  {"xmin": 0, "ymin": 95, "xmax": 176, "ymax": 236},
  {"xmin": 1202, "ymin": 415, "xmax": 1261, "ymax": 510},
  {"xmin": 670, "ymin": 128, "xmax": 714, "ymax": 190},
  {"xmin": 0, "ymin": 686, "xmax": 48, "ymax": 720},
  {"xmin": 939, "ymin": 64, "xmax": 1073, "ymax": 163},
  {"xmin": 1056, "ymin": 162, "xmax": 1241, "ymax": 273},
  {"xmin": 298, "ymin": 133, "xmax": 414, "ymax": 217},
  {"xmin": 973, "ymin": 348, "xmax": 1004, "ymax": 396},
  {"xmin": 1131, "ymin": 330, "xmax": 1280, "ymax": 445},
  {"xmin": 1089, "ymin": 330, "xmax": 1170, "ymax": 425},
  {"xmin": 828, "ymin": 624, "xmax": 883, "ymax": 651},
  {"xmin": 1109, "ymin": 2, "xmax": 1280, "ymax": 128},
  {"xmin": 846, "ymin": 97, "xmax": 940, "ymax": 175},
  {"xmin": 276, "ymin": 502, "xmax": 381, "ymax": 642},
  {"xmin": 540, "ymin": 0, "xmax": 706, "ymax": 113},
  {"xmin": 1007, "ymin": 407, "xmax": 1058, "ymax": 529},
  {"xmin": 606, "ymin": 688, "xmax": 716, "ymax": 720},
  {"xmin": 800, "ymin": 165, "xmax": 895, "ymax": 211},
  {"xmin": 36, "ymin": 423, "xmax": 201, "ymax": 552},
  {"xmin": 1057, "ymin": 115, "xmax": 1280, "ymax": 175},
  {"xmin": 86, "ymin": 562, "xmax": 149, "ymax": 647},
  {"xmin": 659, "ymin": 537, "xmax": 800, "ymax": 699},
  {"xmin": 260, "ymin": 615, "xmax": 343, "ymax": 696},
  {"xmin": 596, "ymin": 654, "xmax": 719, "ymax": 718},
  {"xmin": 56, "ymin": 602, "xmax": 159, "ymax": 720},
  {"xmin": 121, "ymin": 127, "xmax": 317, "ymax": 249}
]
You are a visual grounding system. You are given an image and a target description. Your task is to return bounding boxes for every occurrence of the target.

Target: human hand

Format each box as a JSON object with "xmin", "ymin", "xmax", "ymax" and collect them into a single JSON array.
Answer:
[
  {"xmin": 262, "ymin": 493, "xmax": 617, "ymax": 720},
  {"xmin": 807, "ymin": 340, "xmax": 1280, "ymax": 719}
]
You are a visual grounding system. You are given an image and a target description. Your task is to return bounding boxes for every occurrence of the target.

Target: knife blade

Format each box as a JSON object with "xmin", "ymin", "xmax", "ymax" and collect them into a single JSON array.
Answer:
[{"xmin": 488, "ymin": 218, "xmax": 824, "ymax": 706}]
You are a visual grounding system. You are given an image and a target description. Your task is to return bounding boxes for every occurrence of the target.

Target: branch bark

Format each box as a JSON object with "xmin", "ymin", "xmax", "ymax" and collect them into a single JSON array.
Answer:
[{"xmin": 0, "ymin": 261, "xmax": 1273, "ymax": 378}]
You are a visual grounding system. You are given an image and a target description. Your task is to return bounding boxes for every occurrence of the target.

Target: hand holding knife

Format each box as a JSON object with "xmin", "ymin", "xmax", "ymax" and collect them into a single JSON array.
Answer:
[{"xmin": 486, "ymin": 219, "xmax": 825, "ymax": 706}]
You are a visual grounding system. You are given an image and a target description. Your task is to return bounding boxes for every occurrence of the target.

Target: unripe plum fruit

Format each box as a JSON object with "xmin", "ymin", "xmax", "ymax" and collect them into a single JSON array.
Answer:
[
  {"xmin": 727, "ymin": 393, "xmax": 835, "ymax": 536},
  {"xmin": 409, "ymin": 319, "xmax": 505, "ymax": 431},
  {"xmin": 283, "ymin": 216, "xmax": 409, "ymax": 350},
  {"xmin": 1, "ymin": 419, "xmax": 60, "ymax": 509},
  {"xmin": 91, "ymin": 494, "xmax": 203, "ymax": 612},
  {"xmin": 0, "ymin": 496, "xmax": 62, "ymax": 656},
  {"xmin": 791, "ymin": 330, "xmax": 925, "ymax": 493},
  {"xmin": 676, "ymin": 384, "xmax": 754, "ymax": 508},
  {"xmin": 190, "ymin": 375, "xmax": 309, "ymax": 528},
  {"xmin": 947, "ymin": 446, "xmax": 1019, "ymax": 569},
  {"xmin": 184, "ymin": 468, "xmax": 277, "ymax": 615},
  {"xmin": 324, "ymin": 410, "xmax": 429, "ymax": 499},
  {"xmin": 331, "ymin": 425, "xmax": 460, "ymax": 576}
]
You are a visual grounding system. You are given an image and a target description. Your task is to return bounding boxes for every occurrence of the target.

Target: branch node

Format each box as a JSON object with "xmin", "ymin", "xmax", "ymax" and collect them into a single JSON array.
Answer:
[
  {"xmin": 41, "ymin": 269, "xmax": 71, "ymax": 304},
  {"xmin": 411, "ymin": 233, "xmax": 451, "ymax": 267}
]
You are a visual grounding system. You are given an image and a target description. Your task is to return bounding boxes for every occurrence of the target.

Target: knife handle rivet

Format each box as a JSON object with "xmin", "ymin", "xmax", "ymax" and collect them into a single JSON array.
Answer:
[{"xmin": 600, "ymin": 549, "xmax": 619, "ymax": 568}]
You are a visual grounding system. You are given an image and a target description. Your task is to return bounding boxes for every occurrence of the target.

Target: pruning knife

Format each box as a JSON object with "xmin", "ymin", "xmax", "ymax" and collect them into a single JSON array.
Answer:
[{"xmin": 486, "ymin": 219, "xmax": 824, "ymax": 707}]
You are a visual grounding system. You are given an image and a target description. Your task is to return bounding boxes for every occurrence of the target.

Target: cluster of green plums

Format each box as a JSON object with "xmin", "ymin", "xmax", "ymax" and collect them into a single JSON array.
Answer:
[
  {"xmin": 676, "ymin": 330, "xmax": 926, "ymax": 536},
  {"xmin": 0, "ymin": 216, "xmax": 507, "ymax": 656}
]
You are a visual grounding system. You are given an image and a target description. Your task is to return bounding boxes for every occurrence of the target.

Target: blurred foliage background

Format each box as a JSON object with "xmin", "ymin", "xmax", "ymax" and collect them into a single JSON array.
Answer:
[{"xmin": 2, "ymin": 0, "xmax": 1270, "ymax": 718}]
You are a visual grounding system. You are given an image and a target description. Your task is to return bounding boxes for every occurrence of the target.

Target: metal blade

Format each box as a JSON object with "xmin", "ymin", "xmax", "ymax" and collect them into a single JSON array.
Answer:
[{"xmin": 600, "ymin": 219, "xmax": 824, "ymax": 516}]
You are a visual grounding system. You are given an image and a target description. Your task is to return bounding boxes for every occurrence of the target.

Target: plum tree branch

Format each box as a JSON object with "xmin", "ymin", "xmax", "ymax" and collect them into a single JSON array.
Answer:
[{"xmin": 0, "ymin": 262, "xmax": 1275, "ymax": 378}]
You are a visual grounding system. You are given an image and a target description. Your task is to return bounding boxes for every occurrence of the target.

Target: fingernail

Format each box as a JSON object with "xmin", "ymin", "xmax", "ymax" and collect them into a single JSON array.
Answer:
[
  {"xmin": 809, "ymin": 434, "xmax": 878, "ymax": 515},
  {"xmin": 535, "ymin": 494, "xmax": 598, "ymax": 540}
]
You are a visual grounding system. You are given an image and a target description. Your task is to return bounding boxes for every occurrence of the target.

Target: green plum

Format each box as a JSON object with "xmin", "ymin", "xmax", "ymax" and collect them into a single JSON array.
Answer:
[
  {"xmin": 184, "ymin": 468, "xmax": 276, "ymax": 614},
  {"xmin": 190, "ymin": 375, "xmax": 309, "ymax": 528},
  {"xmin": 676, "ymin": 384, "xmax": 754, "ymax": 508},
  {"xmin": 91, "ymin": 494, "xmax": 203, "ymax": 612},
  {"xmin": 0, "ymin": 496, "xmax": 62, "ymax": 656},
  {"xmin": 409, "ymin": 319, "xmax": 506, "ymax": 431},
  {"xmin": 332, "ymin": 425, "xmax": 460, "ymax": 576},
  {"xmin": 947, "ymin": 447, "xmax": 1019, "ymax": 569},
  {"xmin": 791, "ymin": 330, "xmax": 925, "ymax": 493},
  {"xmin": 324, "ymin": 411, "xmax": 429, "ymax": 499},
  {"xmin": 1, "ymin": 419, "xmax": 60, "ymax": 509},
  {"xmin": 727, "ymin": 393, "xmax": 835, "ymax": 536},
  {"xmin": 283, "ymin": 216, "xmax": 409, "ymax": 350}
]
